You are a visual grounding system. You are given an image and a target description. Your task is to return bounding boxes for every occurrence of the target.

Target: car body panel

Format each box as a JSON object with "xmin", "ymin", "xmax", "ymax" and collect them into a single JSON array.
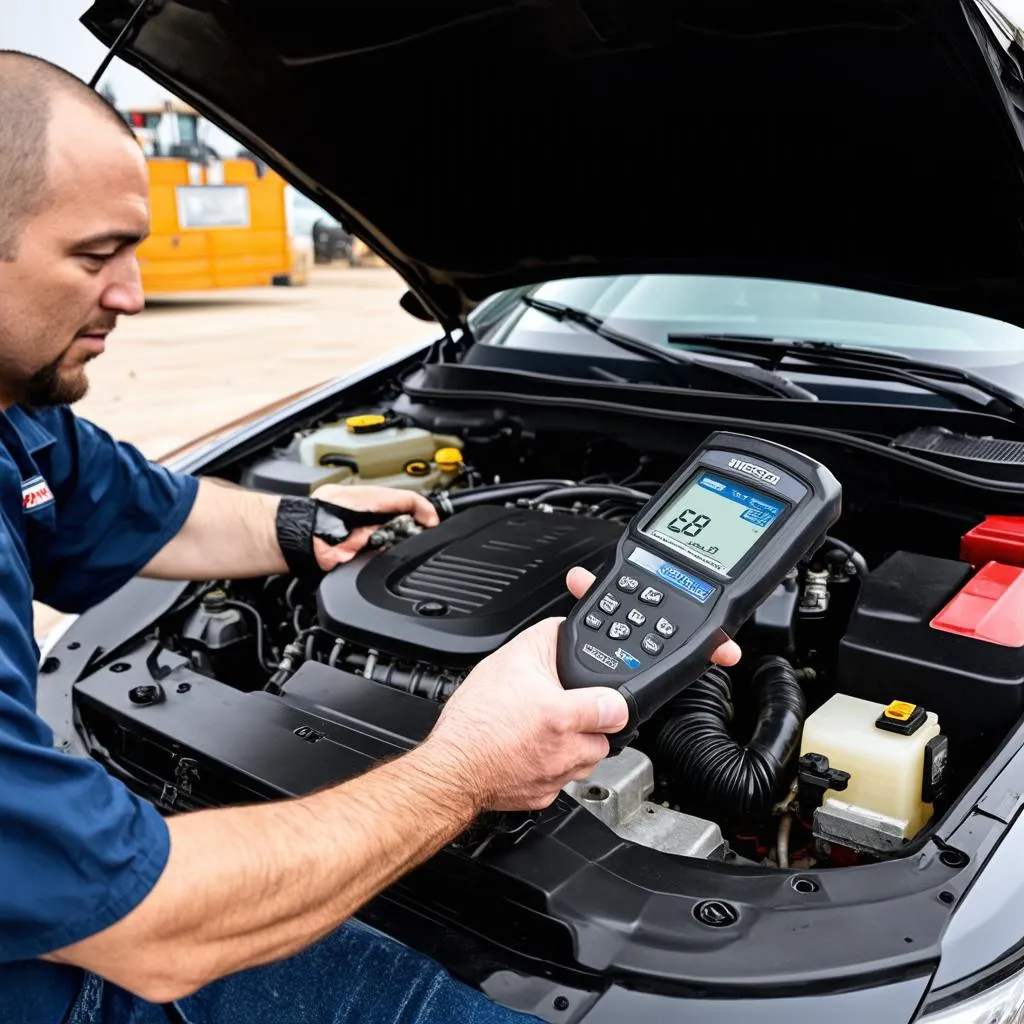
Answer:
[
  {"xmin": 574, "ymin": 976, "xmax": 931, "ymax": 1024},
  {"xmin": 930, "ymin": 789, "xmax": 1024, "ymax": 988}
]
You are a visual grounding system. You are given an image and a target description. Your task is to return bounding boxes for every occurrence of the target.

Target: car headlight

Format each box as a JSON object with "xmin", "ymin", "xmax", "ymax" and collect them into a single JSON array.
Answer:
[{"xmin": 919, "ymin": 967, "xmax": 1024, "ymax": 1022}]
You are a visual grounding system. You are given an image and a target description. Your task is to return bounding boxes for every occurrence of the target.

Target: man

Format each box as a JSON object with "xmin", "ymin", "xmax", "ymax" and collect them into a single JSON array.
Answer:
[{"xmin": 0, "ymin": 51, "xmax": 741, "ymax": 1024}]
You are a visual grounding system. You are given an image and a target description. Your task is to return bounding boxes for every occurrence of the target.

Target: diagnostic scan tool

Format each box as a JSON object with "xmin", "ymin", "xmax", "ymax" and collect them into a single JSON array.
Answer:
[{"xmin": 557, "ymin": 431, "xmax": 841, "ymax": 749}]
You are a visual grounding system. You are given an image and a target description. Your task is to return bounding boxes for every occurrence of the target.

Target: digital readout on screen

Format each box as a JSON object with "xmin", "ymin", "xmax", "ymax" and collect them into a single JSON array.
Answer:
[{"xmin": 641, "ymin": 470, "xmax": 785, "ymax": 575}]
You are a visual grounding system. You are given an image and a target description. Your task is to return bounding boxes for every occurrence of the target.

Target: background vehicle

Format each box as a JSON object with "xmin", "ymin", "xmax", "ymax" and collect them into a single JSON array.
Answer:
[
  {"xmin": 313, "ymin": 221, "xmax": 358, "ymax": 265},
  {"xmin": 288, "ymin": 190, "xmax": 368, "ymax": 266},
  {"xmin": 56, "ymin": 1, "xmax": 1024, "ymax": 1021},
  {"xmin": 122, "ymin": 102, "xmax": 306, "ymax": 292}
]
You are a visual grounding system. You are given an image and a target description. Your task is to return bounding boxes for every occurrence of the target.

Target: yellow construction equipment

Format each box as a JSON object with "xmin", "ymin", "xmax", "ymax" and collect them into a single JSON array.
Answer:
[{"xmin": 122, "ymin": 101, "xmax": 308, "ymax": 293}]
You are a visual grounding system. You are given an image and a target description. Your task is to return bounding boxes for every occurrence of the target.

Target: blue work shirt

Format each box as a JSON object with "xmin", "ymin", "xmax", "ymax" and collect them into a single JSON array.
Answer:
[{"xmin": 0, "ymin": 405, "xmax": 199, "ymax": 1020}]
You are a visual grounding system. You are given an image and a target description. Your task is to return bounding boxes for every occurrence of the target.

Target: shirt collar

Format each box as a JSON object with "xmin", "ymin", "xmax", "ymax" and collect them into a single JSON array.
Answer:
[{"xmin": 3, "ymin": 406, "xmax": 58, "ymax": 455}]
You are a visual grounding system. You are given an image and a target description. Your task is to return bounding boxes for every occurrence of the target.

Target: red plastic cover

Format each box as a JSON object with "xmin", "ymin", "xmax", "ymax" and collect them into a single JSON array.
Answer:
[
  {"xmin": 961, "ymin": 516, "xmax": 1024, "ymax": 568},
  {"xmin": 931, "ymin": 561, "xmax": 1024, "ymax": 647}
]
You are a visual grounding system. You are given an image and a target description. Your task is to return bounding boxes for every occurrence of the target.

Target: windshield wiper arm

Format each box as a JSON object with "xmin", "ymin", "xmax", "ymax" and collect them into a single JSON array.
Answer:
[
  {"xmin": 668, "ymin": 334, "xmax": 1023, "ymax": 422},
  {"xmin": 521, "ymin": 298, "xmax": 814, "ymax": 400}
]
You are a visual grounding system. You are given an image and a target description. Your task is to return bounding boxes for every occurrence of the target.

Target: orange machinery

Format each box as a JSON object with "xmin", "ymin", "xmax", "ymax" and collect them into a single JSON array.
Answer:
[{"xmin": 123, "ymin": 101, "xmax": 307, "ymax": 293}]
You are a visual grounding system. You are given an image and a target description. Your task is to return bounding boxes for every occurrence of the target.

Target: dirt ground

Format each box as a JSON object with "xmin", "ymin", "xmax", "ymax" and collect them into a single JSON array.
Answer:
[{"xmin": 34, "ymin": 264, "xmax": 433, "ymax": 639}]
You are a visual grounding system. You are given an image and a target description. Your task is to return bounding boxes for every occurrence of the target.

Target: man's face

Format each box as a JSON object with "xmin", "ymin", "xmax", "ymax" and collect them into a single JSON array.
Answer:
[{"xmin": 0, "ymin": 96, "xmax": 149, "ymax": 408}]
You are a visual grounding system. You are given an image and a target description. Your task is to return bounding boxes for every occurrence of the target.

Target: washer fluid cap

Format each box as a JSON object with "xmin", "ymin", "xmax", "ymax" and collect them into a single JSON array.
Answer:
[
  {"xmin": 875, "ymin": 700, "xmax": 927, "ymax": 735},
  {"xmin": 346, "ymin": 414, "xmax": 388, "ymax": 434},
  {"xmin": 434, "ymin": 447, "xmax": 463, "ymax": 472}
]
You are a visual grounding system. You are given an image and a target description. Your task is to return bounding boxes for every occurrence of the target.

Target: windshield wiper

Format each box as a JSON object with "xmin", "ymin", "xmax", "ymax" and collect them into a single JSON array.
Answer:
[
  {"xmin": 520, "ymin": 297, "xmax": 814, "ymax": 400},
  {"xmin": 668, "ymin": 334, "xmax": 1023, "ymax": 422}
]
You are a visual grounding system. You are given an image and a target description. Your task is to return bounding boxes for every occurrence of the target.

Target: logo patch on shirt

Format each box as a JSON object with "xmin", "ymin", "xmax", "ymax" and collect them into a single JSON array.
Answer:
[{"xmin": 21, "ymin": 475, "xmax": 54, "ymax": 513}]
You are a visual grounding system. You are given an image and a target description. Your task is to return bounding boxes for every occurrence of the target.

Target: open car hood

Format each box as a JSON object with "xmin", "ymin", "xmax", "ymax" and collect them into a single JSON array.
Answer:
[{"xmin": 83, "ymin": 0, "xmax": 1024, "ymax": 332}]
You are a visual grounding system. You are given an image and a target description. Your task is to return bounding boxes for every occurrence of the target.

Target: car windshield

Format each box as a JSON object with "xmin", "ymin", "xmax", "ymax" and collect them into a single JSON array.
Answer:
[{"xmin": 480, "ymin": 274, "xmax": 1024, "ymax": 364}]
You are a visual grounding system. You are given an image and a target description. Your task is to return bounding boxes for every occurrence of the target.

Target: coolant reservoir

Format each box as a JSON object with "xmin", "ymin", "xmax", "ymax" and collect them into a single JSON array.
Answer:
[
  {"xmin": 297, "ymin": 415, "xmax": 464, "ymax": 492},
  {"xmin": 799, "ymin": 693, "xmax": 944, "ymax": 852}
]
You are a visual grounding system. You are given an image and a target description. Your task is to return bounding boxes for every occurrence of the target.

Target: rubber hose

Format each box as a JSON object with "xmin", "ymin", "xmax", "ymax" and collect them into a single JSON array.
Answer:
[
  {"xmin": 434, "ymin": 479, "xmax": 575, "ymax": 515},
  {"xmin": 818, "ymin": 535, "xmax": 869, "ymax": 577},
  {"xmin": 653, "ymin": 657, "xmax": 806, "ymax": 823},
  {"xmin": 533, "ymin": 484, "xmax": 651, "ymax": 505}
]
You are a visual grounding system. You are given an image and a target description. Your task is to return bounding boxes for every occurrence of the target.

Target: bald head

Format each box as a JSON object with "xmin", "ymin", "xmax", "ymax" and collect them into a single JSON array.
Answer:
[
  {"xmin": 0, "ymin": 51, "xmax": 148, "ymax": 410},
  {"xmin": 0, "ymin": 50, "xmax": 135, "ymax": 261}
]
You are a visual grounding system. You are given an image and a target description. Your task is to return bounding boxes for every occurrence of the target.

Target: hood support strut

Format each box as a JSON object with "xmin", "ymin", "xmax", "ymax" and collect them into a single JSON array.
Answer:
[{"xmin": 88, "ymin": 0, "xmax": 155, "ymax": 89}]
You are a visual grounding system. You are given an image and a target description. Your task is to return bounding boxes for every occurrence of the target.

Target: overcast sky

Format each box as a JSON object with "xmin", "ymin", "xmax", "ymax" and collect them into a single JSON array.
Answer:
[
  {"xmin": 1, "ymin": 0, "xmax": 239, "ymax": 152},
  {"xmin": 3, "ymin": 0, "xmax": 167, "ymax": 106}
]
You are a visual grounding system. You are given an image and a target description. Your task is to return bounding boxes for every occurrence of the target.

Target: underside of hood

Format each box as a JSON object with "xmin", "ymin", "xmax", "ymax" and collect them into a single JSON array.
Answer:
[{"xmin": 82, "ymin": 0, "xmax": 1024, "ymax": 332}]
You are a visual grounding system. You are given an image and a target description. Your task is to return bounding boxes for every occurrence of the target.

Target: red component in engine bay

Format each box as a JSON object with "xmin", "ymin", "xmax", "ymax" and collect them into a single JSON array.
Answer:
[
  {"xmin": 960, "ymin": 516, "xmax": 1024, "ymax": 568},
  {"xmin": 930, "ymin": 561, "xmax": 1024, "ymax": 647}
]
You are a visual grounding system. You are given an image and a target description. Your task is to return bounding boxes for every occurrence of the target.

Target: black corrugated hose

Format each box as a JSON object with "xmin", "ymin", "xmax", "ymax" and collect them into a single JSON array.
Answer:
[{"xmin": 653, "ymin": 657, "xmax": 806, "ymax": 823}]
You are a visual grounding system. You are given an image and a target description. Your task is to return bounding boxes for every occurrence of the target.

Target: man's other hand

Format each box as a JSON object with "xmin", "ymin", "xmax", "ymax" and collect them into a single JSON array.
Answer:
[
  {"xmin": 310, "ymin": 484, "xmax": 439, "ymax": 569},
  {"xmin": 425, "ymin": 616, "xmax": 630, "ymax": 811},
  {"xmin": 420, "ymin": 566, "xmax": 741, "ymax": 813}
]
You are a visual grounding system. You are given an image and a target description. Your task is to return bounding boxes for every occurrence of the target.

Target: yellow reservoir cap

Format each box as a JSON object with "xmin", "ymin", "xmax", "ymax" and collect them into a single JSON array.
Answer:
[
  {"xmin": 345, "ymin": 414, "xmax": 387, "ymax": 433},
  {"xmin": 434, "ymin": 447, "xmax": 464, "ymax": 472},
  {"xmin": 404, "ymin": 460, "xmax": 430, "ymax": 477},
  {"xmin": 884, "ymin": 700, "xmax": 918, "ymax": 722}
]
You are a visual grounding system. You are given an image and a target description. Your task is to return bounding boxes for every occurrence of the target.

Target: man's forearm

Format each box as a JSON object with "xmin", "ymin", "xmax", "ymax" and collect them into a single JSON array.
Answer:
[
  {"xmin": 141, "ymin": 477, "xmax": 289, "ymax": 580},
  {"xmin": 45, "ymin": 742, "xmax": 480, "ymax": 1002}
]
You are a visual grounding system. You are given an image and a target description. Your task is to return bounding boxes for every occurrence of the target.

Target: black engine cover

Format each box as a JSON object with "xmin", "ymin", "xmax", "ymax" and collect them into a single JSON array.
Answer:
[{"xmin": 316, "ymin": 505, "xmax": 622, "ymax": 667}]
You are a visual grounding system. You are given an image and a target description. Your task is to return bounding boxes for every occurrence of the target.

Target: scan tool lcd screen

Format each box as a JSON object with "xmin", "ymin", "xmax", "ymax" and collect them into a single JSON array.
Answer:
[{"xmin": 642, "ymin": 471, "xmax": 785, "ymax": 574}]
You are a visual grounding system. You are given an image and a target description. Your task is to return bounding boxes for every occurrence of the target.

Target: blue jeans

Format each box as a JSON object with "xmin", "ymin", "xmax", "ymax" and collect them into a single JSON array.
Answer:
[{"xmin": 66, "ymin": 919, "xmax": 540, "ymax": 1024}]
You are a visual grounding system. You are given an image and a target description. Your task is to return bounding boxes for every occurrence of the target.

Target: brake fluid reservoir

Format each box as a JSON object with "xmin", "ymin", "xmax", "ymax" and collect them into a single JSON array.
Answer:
[
  {"xmin": 297, "ymin": 415, "xmax": 464, "ymax": 491},
  {"xmin": 799, "ymin": 693, "xmax": 945, "ymax": 853}
]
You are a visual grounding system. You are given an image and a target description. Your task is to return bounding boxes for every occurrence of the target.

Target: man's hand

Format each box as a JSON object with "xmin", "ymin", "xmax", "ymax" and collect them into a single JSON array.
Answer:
[
  {"xmin": 421, "ymin": 565, "xmax": 741, "ymax": 812},
  {"xmin": 310, "ymin": 484, "xmax": 439, "ymax": 570},
  {"xmin": 142, "ymin": 478, "xmax": 441, "ymax": 584},
  {"xmin": 424, "ymin": 616, "xmax": 626, "ymax": 811}
]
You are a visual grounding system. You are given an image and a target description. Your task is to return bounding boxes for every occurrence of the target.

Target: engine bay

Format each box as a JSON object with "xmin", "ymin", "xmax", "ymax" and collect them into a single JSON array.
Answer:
[{"xmin": 72, "ymin": 407, "xmax": 1024, "ymax": 875}]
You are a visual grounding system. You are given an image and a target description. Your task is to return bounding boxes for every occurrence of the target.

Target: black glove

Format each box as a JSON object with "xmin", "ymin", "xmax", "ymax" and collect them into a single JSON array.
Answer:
[{"xmin": 275, "ymin": 496, "xmax": 397, "ymax": 578}]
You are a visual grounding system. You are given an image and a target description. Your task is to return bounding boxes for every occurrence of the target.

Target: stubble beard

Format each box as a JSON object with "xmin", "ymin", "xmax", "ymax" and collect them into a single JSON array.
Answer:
[{"xmin": 22, "ymin": 350, "xmax": 91, "ymax": 408}]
